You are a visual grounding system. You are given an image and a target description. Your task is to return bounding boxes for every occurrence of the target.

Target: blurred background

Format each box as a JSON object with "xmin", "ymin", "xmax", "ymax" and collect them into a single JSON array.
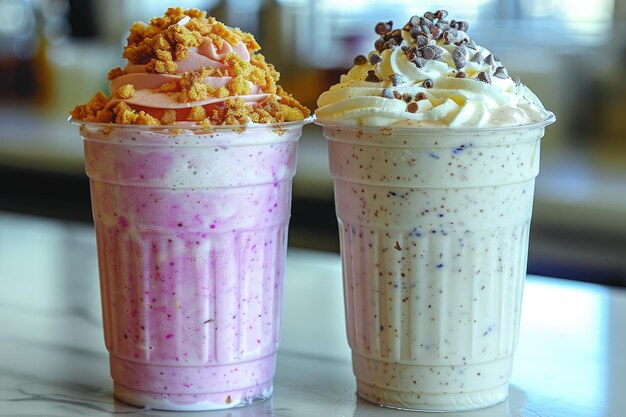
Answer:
[{"xmin": 1, "ymin": 0, "xmax": 625, "ymax": 286}]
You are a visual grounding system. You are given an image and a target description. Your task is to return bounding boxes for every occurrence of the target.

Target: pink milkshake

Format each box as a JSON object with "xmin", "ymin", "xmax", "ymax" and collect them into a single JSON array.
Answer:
[{"xmin": 71, "ymin": 7, "xmax": 310, "ymax": 410}]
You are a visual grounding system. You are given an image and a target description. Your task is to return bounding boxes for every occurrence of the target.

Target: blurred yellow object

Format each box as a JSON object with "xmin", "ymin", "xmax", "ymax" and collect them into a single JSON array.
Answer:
[
  {"xmin": 43, "ymin": 41, "xmax": 118, "ymax": 117},
  {"xmin": 593, "ymin": 101, "xmax": 626, "ymax": 166}
]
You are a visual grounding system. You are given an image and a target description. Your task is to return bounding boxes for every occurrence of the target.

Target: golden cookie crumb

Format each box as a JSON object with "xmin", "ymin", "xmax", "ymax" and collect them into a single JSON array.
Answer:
[
  {"xmin": 175, "ymin": 43, "xmax": 190, "ymax": 61},
  {"xmin": 227, "ymin": 75, "xmax": 251, "ymax": 96},
  {"xmin": 215, "ymin": 87, "xmax": 230, "ymax": 98},
  {"xmin": 94, "ymin": 109, "xmax": 114, "ymax": 123},
  {"xmin": 114, "ymin": 102, "xmax": 138, "ymax": 124},
  {"xmin": 250, "ymin": 54, "xmax": 279, "ymax": 94},
  {"xmin": 280, "ymin": 104, "xmax": 304, "ymax": 122},
  {"xmin": 107, "ymin": 67, "xmax": 126, "ymax": 80},
  {"xmin": 276, "ymin": 86, "xmax": 310, "ymax": 118},
  {"xmin": 70, "ymin": 91, "xmax": 108, "ymax": 121},
  {"xmin": 198, "ymin": 118, "xmax": 212, "ymax": 127},
  {"xmin": 155, "ymin": 49, "xmax": 173, "ymax": 62},
  {"xmin": 187, "ymin": 106, "xmax": 206, "ymax": 121},
  {"xmin": 136, "ymin": 111, "xmax": 161, "ymax": 125},
  {"xmin": 115, "ymin": 84, "xmax": 135, "ymax": 99},
  {"xmin": 155, "ymin": 82, "xmax": 178, "ymax": 93},
  {"xmin": 147, "ymin": 58, "xmax": 177, "ymax": 74},
  {"xmin": 160, "ymin": 109, "xmax": 177, "ymax": 125}
]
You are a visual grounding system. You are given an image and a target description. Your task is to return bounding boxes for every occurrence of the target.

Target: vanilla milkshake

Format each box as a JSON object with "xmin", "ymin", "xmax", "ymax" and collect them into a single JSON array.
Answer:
[
  {"xmin": 316, "ymin": 10, "xmax": 554, "ymax": 411},
  {"xmin": 71, "ymin": 7, "xmax": 310, "ymax": 411}
]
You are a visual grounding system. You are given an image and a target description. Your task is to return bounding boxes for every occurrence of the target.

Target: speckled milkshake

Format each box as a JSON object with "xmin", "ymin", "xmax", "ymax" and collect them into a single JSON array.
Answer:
[
  {"xmin": 316, "ymin": 10, "xmax": 554, "ymax": 411},
  {"xmin": 323, "ymin": 123, "xmax": 552, "ymax": 410},
  {"xmin": 70, "ymin": 8, "xmax": 310, "ymax": 410},
  {"xmin": 80, "ymin": 121, "xmax": 305, "ymax": 410}
]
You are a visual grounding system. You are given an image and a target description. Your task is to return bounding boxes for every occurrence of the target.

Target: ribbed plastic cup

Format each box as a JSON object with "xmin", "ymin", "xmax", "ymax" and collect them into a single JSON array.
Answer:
[
  {"xmin": 73, "ymin": 118, "xmax": 310, "ymax": 411},
  {"xmin": 318, "ymin": 115, "xmax": 555, "ymax": 411}
]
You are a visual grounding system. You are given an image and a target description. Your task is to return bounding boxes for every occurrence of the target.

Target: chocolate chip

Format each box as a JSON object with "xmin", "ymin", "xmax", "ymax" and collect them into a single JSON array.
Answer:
[
  {"xmin": 409, "ymin": 15, "xmax": 421, "ymax": 26},
  {"xmin": 353, "ymin": 54, "xmax": 367, "ymax": 65},
  {"xmin": 390, "ymin": 73, "xmax": 408, "ymax": 86},
  {"xmin": 421, "ymin": 46, "xmax": 435, "ymax": 60},
  {"xmin": 430, "ymin": 25, "xmax": 442, "ymax": 39},
  {"xmin": 443, "ymin": 30, "xmax": 457, "ymax": 45},
  {"xmin": 402, "ymin": 46, "xmax": 417, "ymax": 61},
  {"xmin": 476, "ymin": 71, "xmax": 491, "ymax": 84},
  {"xmin": 416, "ymin": 92, "xmax": 427, "ymax": 101},
  {"xmin": 433, "ymin": 46, "xmax": 444, "ymax": 60},
  {"xmin": 413, "ymin": 57, "xmax": 426, "ymax": 68},
  {"xmin": 493, "ymin": 66, "xmax": 509, "ymax": 79},
  {"xmin": 437, "ymin": 20, "xmax": 450, "ymax": 32},
  {"xmin": 364, "ymin": 70, "xmax": 381, "ymax": 82},
  {"xmin": 374, "ymin": 38, "xmax": 385, "ymax": 52},
  {"xmin": 409, "ymin": 26, "xmax": 421, "ymax": 38},
  {"xmin": 485, "ymin": 54, "xmax": 496, "ymax": 67},
  {"xmin": 512, "ymin": 75, "xmax": 521, "ymax": 86},
  {"xmin": 452, "ymin": 45, "xmax": 466, "ymax": 70},
  {"xmin": 375, "ymin": 21, "xmax": 393, "ymax": 35},
  {"xmin": 423, "ymin": 79, "xmax": 434, "ymax": 88},
  {"xmin": 455, "ymin": 71, "xmax": 466, "ymax": 78},
  {"xmin": 402, "ymin": 93, "xmax": 412, "ymax": 102},
  {"xmin": 435, "ymin": 10, "xmax": 448, "ymax": 19},
  {"xmin": 470, "ymin": 52, "xmax": 484, "ymax": 64},
  {"xmin": 421, "ymin": 24, "xmax": 431, "ymax": 34},
  {"xmin": 392, "ymin": 90, "xmax": 402, "ymax": 99},
  {"xmin": 456, "ymin": 20, "xmax": 469, "ymax": 32},
  {"xmin": 423, "ymin": 12, "xmax": 436, "ymax": 21},
  {"xmin": 406, "ymin": 102, "xmax": 419, "ymax": 113},
  {"xmin": 416, "ymin": 34, "xmax": 428, "ymax": 48},
  {"xmin": 382, "ymin": 88, "xmax": 394, "ymax": 99},
  {"xmin": 369, "ymin": 53, "xmax": 382, "ymax": 65},
  {"xmin": 384, "ymin": 39, "xmax": 398, "ymax": 49}
]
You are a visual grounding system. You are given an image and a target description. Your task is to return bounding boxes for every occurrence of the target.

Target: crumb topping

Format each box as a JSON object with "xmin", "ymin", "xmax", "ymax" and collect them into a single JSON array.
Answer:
[
  {"xmin": 186, "ymin": 105, "xmax": 206, "ymax": 121},
  {"xmin": 107, "ymin": 67, "xmax": 126, "ymax": 81},
  {"xmin": 160, "ymin": 109, "xmax": 177, "ymax": 125},
  {"xmin": 70, "ymin": 92, "xmax": 113, "ymax": 123},
  {"xmin": 114, "ymin": 84, "xmax": 135, "ymax": 99},
  {"xmin": 70, "ymin": 7, "xmax": 309, "ymax": 126}
]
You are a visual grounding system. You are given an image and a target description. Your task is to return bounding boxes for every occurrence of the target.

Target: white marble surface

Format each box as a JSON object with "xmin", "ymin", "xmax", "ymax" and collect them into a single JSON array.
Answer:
[{"xmin": 0, "ymin": 212, "xmax": 625, "ymax": 417}]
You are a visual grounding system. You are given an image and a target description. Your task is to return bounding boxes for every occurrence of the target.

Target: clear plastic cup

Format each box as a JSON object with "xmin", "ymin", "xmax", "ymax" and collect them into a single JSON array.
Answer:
[
  {"xmin": 318, "ymin": 115, "xmax": 555, "ymax": 411},
  {"xmin": 73, "ymin": 118, "xmax": 310, "ymax": 411}
]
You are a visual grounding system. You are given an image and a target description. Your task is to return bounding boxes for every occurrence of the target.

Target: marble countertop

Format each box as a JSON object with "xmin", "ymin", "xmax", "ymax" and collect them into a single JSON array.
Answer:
[{"xmin": 1, "ymin": 212, "xmax": 625, "ymax": 417}]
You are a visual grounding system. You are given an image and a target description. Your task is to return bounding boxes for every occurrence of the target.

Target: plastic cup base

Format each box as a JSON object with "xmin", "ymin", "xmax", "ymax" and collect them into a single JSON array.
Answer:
[
  {"xmin": 114, "ymin": 382, "xmax": 273, "ymax": 411},
  {"xmin": 355, "ymin": 380, "xmax": 509, "ymax": 412}
]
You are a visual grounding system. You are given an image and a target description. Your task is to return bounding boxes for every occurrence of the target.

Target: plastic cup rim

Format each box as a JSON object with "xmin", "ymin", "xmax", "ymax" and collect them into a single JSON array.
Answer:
[
  {"xmin": 314, "ymin": 112, "xmax": 556, "ymax": 135},
  {"xmin": 68, "ymin": 115, "xmax": 314, "ymax": 132}
]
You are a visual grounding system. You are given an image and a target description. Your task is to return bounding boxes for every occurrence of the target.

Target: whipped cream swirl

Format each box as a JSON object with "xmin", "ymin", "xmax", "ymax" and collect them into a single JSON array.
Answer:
[
  {"xmin": 316, "ymin": 12, "xmax": 550, "ymax": 128},
  {"xmin": 107, "ymin": 39, "xmax": 267, "ymax": 114}
]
